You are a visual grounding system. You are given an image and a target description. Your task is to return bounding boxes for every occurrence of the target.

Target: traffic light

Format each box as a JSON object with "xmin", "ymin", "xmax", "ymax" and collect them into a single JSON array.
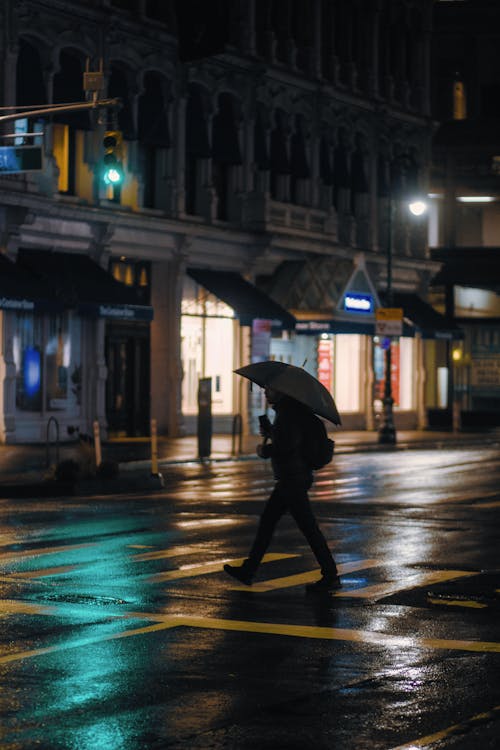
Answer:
[{"xmin": 102, "ymin": 131, "xmax": 123, "ymax": 186}]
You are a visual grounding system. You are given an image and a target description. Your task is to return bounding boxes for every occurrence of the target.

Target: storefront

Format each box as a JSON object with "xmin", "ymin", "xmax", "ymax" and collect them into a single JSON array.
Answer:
[
  {"xmin": 263, "ymin": 257, "xmax": 463, "ymax": 431},
  {"xmin": 0, "ymin": 250, "xmax": 153, "ymax": 443},
  {"xmin": 181, "ymin": 269, "xmax": 295, "ymax": 434}
]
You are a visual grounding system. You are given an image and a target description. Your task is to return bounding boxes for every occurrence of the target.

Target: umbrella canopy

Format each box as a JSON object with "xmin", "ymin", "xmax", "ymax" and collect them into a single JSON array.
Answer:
[{"xmin": 235, "ymin": 361, "xmax": 341, "ymax": 425}]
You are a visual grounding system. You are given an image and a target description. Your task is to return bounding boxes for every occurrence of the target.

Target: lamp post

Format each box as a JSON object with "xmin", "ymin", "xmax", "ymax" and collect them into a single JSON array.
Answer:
[
  {"xmin": 378, "ymin": 193, "xmax": 397, "ymax": 444},
  {"xmin": 378, "ymin": 169, "xmax": 427, "ymax": 445}
]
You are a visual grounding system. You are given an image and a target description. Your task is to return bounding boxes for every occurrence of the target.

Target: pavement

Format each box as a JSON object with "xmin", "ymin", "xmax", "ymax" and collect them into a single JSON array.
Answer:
[{"xmin": 0, "ymin": 425, "xmax": 499, "ymax": 496}]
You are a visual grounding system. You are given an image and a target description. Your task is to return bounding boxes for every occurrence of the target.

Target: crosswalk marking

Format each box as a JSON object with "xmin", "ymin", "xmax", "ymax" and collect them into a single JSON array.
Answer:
[
  {"xmin": 131, "ymin": 545, "xmax": 209, "ymax": 562},
  {"xmin": 229, "ymin": 558, "xmax": 381, "ymax": 592},
  {"xmin": 336, "ymin": 569, "xmax": 477, "ymax": 600},
  {"xmin": 148, "ymin": 553, "xmax": 298, "ymax": 583}
]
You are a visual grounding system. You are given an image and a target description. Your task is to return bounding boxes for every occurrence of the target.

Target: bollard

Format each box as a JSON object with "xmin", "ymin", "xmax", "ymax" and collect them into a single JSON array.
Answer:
[
  {"xmin": 150, "ymin": 418, "xmax": 164, "ymax": 486},
  {"xmin": 151, "ymin": 418, "xmax": 159, "ymax": 474},
  {"xmin": 93, "ymin": 420, "xmax": 102, "ymax": 468},
  {"xmin": 231, "ymin": 413, "xmax": 242, "ymax": 455}
]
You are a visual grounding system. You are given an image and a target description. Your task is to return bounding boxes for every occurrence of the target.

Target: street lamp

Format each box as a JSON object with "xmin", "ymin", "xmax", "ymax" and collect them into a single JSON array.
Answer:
[{"xmin": 378, "ymin": 175, "xmax": 428, "ymax": 445}]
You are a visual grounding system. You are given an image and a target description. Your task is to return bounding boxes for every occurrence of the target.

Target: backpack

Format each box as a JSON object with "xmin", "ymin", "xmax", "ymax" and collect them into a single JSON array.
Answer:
[{"xmin": 302, "ymin": 412, "xmax": 335, "ymax": 470}]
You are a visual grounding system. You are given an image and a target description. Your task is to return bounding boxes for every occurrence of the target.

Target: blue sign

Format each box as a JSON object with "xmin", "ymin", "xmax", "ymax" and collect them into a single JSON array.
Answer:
[
  {"xmin": 343, "ymin": 292, "xmax": 373, "ymax": 314},
  {"xmin": 24, "ymin": 347, "xmax": 41, "ymax": 397}
]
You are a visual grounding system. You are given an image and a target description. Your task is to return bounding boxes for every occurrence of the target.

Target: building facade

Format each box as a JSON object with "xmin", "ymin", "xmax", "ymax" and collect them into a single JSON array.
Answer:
[
  {"xmin": 0, "ymin": 0, "xmax": 451, "ymax": 444},
  {"xmin": 429, "ymin": 0, "xmax": 500, "ymax": 428}
]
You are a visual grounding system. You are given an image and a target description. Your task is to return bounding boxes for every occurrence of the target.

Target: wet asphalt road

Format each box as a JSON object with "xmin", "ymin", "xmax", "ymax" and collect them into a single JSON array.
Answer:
[{"xmin": 0, "ymin": 447, "xmax": 499, "ymax": 750}]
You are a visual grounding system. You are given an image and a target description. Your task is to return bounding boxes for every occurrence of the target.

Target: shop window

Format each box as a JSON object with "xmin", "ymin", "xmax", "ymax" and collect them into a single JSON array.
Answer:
[
  {"xmin": 334, "ymin": 334, "xmax": 361, "ymax": 412},
  {"xmin": 181, "ymin": 277, "xmax": 234, "ymax": 415},
  {"xmin": 13, "ymin": 312, "xmax": 75, "ymax": 412}
]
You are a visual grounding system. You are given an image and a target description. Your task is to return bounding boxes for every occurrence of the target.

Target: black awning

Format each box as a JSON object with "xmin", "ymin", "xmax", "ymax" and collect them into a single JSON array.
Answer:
[
  {"xmin": 0, "ymin": 253, "xmax": 62, "ymax": 313},
  {"xmin": 384, "ymin": 292, "xmax": 463, "ymax": 340},
  {"xmin": 431, "ymin": 247, "xmax": 500, "ymax": 294},
  {"xmin": 17, "ymin": 250, "xmax": 153, "ymax": 321},
  {"xmin": 187, "ymin": 269, "xmax": 296, "ymax": 330}
]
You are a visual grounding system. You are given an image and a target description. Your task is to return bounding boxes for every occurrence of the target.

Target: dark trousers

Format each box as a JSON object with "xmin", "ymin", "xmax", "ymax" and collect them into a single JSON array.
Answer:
[{"xmin": 246, "ymin": 477, "xmax": 338, "ymax": 578}]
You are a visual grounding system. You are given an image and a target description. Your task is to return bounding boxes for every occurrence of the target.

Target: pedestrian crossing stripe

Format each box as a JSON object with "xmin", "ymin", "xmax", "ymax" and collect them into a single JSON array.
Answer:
[
  {"xmin": 228, "ymin": 558, "xmax": 381, "ymax": 592},
  {"xmin": 148, "ymin": 553, "xmax": 298, "ymax": 583}
]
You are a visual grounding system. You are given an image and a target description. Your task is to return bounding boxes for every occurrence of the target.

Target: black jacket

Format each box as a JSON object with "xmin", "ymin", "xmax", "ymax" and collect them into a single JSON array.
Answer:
[{"xmin": 260, "ymin": 396, "xmax": 313, "ymax": 481}]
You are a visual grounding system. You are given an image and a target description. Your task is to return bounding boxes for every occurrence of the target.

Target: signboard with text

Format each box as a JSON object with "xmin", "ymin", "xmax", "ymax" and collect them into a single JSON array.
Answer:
[{"xmin": 375, "ymin": 307, "xmax": 403, "ymax": 337}]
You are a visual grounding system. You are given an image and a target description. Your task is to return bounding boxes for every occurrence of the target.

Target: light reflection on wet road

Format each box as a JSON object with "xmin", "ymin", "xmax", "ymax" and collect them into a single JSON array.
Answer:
[{"xmin": 0, "ymin": 447, "xmax": 499, "ymax": 749}]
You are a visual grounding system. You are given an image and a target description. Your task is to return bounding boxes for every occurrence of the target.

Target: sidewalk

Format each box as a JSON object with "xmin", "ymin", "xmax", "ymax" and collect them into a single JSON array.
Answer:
[{"xmin": 0, "ymin": 427, "xmax": 499, "ymax": 493}]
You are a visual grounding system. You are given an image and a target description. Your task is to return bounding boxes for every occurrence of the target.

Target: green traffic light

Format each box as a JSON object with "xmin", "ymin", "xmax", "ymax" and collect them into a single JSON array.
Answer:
[
  {"xmin": 102, "ymin": 131, "xmax": 124, "ymax": 186},
  {"xmin": 103, "ymin": 163, "xmax": 123, "ymax": 185}
]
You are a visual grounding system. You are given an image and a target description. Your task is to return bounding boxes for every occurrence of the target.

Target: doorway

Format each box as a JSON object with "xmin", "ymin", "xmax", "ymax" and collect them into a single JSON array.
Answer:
[{"xmin": 105, "ymin": 323, "xmax": 150, "ymax": 436}]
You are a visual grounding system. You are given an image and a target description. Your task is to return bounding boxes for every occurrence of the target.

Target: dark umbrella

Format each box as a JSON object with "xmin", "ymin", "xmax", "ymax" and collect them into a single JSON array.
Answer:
[{"xmin": 235, "ymin": 361, "xmax": 341, "ymax": 425}]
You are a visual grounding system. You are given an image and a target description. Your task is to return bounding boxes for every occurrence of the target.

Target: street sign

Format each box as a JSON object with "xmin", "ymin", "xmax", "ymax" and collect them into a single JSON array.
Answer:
[
  {"xmin": 375, "ymin": 307, "xmax": 403, "ymax": 336},
  {"xmin": 0, "ymin": 145, "xmax": 43, "ymax": 174}
]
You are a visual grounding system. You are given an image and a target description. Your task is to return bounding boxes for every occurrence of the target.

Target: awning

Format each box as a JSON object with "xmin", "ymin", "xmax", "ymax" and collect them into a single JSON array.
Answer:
[
  {"xmin": 187, "ymin": 269, "xmax": 296, "ymax": 330},
  {"xmin": 382, "ymin": 292, "xmax": 464, "ymax": 340},
  {"xmin": 431, "ymin": 247, "xmax": 500, "ymax": 294},
  {"xmin": 294, "ymin": 317, "xmax": 415, "ymax": 337},
  {"xmin": 17, "ymin": 249, "xmax": 153, "ymax": 321},
  {"xmin": 0, "ymin": 253, "xmax": 62, "ymax": 313}
]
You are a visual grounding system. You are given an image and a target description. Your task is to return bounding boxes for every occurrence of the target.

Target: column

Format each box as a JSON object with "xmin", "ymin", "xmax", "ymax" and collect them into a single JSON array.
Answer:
[{"xmin": 150, "ymin": 256, "xmax": 185, "ymax": 437}]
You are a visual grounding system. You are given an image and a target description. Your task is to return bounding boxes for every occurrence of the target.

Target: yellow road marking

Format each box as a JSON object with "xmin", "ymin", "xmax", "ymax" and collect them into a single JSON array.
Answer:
[
  {"xmin": 337, "ymin": 569, "xmax": 476, "ymax": 599},
  {"xmin": 0, "ymin": 621, "xmax": 176, "ymax": 665},
  {"xmin": 427, "ymin": 596, "xmax": 488, "ymax": 609},
  {"xmin": 1, "ymin": 602, "xmax": 499, "ymax": 664},
  {"xmin": 0, "ymin": 542, "xmax": 96, "ymax": 564},
  {"xmin": 12, "ymin": 565, "xmax": 78, "ymax": 579},
  {"xmin": 475, "ymin": 499, "xmax": 500, "ymax": 509},
  {"xmin": 390, "ymin": 703, "xmax": 500, "ymax": 749},
  {"xmin": 132, "ymin": 544, "xmax": 208, "ymax": 562},
  {"xmin": 132, "ymin": 613, "xmax": 500, "ymax": 653},
  {"xmin": 149, "ymin": 553, "xmax": 297, "ymax": 583},
  {"xmin": 0, "ymin": 599, "xmax": 57, "ymax": 617},
  {"xmin": 229, "ymin": 558, "xmax": 381, "ymax": 592}
]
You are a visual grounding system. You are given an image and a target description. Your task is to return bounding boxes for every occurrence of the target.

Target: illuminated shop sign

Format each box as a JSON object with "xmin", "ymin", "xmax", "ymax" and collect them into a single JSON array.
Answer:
[
  {"xmin": 343, "ymin": 293, "xmax": 373, "ymax": 313},
  {"xmin": 0, "ymin": 297, "xmax": 35, "ymax": 311},
  {"xmin": 77, "ymin": 303, "xmax": 154, "ymax": 321},
  {"xmin": 295, "ymin": 320, "xmax": 332, "ymax": 333}
]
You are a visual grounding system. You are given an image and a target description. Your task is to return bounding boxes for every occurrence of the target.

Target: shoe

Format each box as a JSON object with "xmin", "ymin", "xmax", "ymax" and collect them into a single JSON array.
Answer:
[
  {"xmin": 305, "ymin": 576, "xmax": 342, "ymax": 594},
  {"xmin": 223, "ymin": 563, "xmax": 253, "ymax": 586}
]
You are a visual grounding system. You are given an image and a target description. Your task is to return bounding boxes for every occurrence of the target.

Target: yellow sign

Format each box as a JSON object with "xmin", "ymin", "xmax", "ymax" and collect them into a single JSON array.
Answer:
[{"xmin": 375, "ymin": 307, "xmax": 403, "ymax": 336}]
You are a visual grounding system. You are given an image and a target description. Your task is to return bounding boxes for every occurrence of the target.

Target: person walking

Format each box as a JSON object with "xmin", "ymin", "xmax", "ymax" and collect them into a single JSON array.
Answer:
[{"xmin": 223, "ymin": 385, "xmax": 341, "ymax": 593}]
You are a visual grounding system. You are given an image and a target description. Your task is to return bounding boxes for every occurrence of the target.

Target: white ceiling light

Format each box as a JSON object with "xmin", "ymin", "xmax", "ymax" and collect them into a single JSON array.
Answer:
[{"xmin": 457, "ymin": 196, "xmax": 495, "ymax": 203}]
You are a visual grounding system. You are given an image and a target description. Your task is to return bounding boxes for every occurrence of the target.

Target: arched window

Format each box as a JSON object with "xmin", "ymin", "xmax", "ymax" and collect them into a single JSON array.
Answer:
[
  {"xmin": 15, "ymin": 39, "xmax": 46, "ymax": 149},
  {"xmin": 108, "ymin": 65, "xmax": 135, "ymax": 140},
  {"xmin": 52, "ymin": 49, "xmax": 89, "ymax": 195},
  {"xmin": 138, "ymin": 72, "xmax": 171, "ymax": 209},
  {"xmin": 290, "ymin": 115, "xmax": 310, "ymax": 205},
  {"xmin": 270, "ymin": 109, "xmax": 290, "ymax": 201},
  {"xmin": 254, "ymin": 104, "xmax": 270, "ymax": 171},
  {"xmin": 212, "ymin": 93, "xmax": 242, "ymax": 220},
  {"xmin": 185, "ymin": 83, "xmax": 211, "ymax": 215}
]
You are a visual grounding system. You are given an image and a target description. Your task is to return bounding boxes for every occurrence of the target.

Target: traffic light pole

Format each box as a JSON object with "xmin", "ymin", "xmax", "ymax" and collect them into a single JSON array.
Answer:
[{"xmin": 0, "ymin": 98, "xmax": 121, "ymax": 125}]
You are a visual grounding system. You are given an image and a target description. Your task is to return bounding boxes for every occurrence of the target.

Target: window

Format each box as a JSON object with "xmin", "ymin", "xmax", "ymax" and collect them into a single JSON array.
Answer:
[{"xmin": 13, "ymin": 312, "xmax": 77, "ymax": 412}]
